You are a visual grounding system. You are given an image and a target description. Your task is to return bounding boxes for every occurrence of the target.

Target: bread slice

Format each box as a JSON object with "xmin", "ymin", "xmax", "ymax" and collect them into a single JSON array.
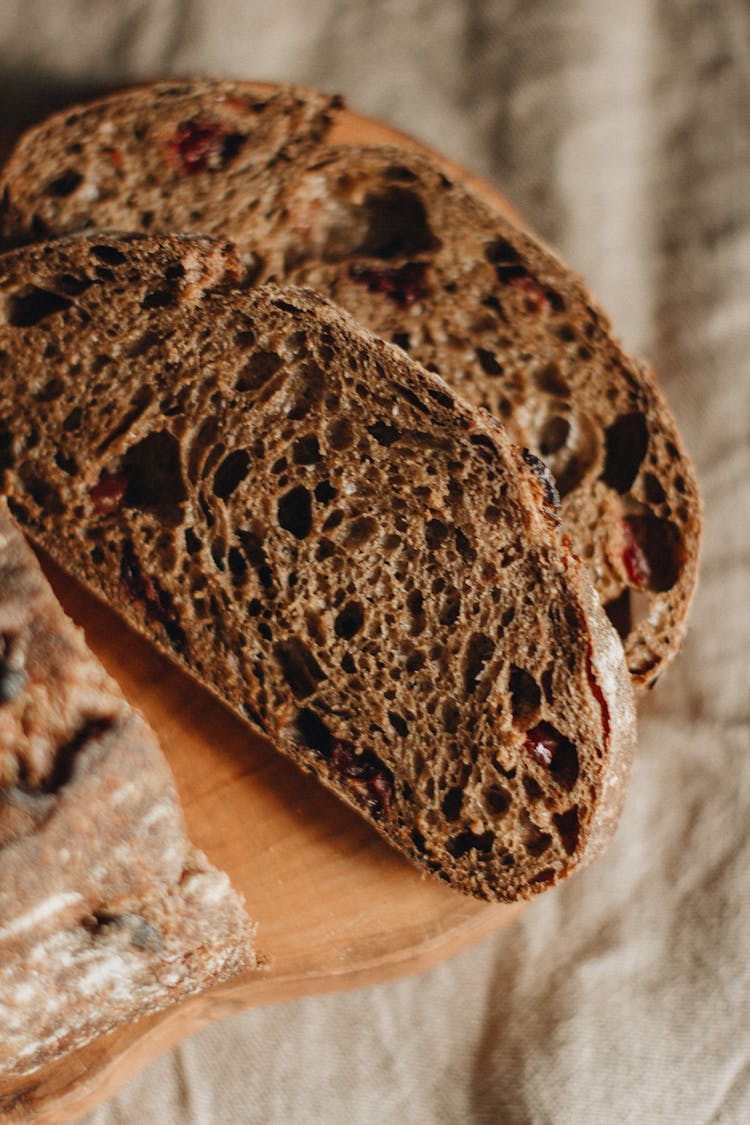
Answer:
[
  {"xmin": 0, "ymin": 232, "xmax": 636, "ymax": 903},
  {"xmin": 264, "ymin": 147, "xmax": 702, "ymax": 688},
  {"xmin": 0, "ymin": 78, "xmax": 340, "ymax": 261},
  {"xmin": 0, "ymin": 82, "xmax": 700, "ymax": 687},
  {"xmin": 0, "ymin": 500, "xmax": 257, "ymax": 1081}
]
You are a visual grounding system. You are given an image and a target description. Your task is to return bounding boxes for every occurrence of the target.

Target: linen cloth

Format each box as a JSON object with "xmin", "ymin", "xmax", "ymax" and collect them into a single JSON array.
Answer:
[{"xmin": 1, "ymin": 1, "xmax": 749, "ymax": 1121}]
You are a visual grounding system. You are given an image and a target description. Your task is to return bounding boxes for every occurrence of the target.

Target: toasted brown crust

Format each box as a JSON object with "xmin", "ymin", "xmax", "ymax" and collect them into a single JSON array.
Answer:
[
  {"xmin": 0, "ymin": 233, "xmax": 636, "ymax": 903},
  {"xmin": 0, "ymin": 499, "xmax": 257, "ymax": 1079}
]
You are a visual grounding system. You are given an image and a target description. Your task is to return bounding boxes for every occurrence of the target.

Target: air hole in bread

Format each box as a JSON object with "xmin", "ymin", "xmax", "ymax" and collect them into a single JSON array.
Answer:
[
  {"xmin": 54, "ymin": 273, "xmax": 93, "ymax": 297},
  {"xmin": 6, "ymin": 287, "xmax": 73, "ymax": 328},
  {"xmin": 353, "ymin": 187, "xmax": 439, "ymax": 259},
  {"xmin": 121, "ymin": 430, "xmax": 186, "ymax": 527},
  {"xmin": 509, "ymin": 666, "xmax": 542, "ymax": 726},
  {"xmin": 554, "ymin": 806, "xmax": 580, "ymax": 855},
  {"xmin": 90, "ymin": 244, "xmax": 128, "ymax": 266},
  {"xmin": 623, "ymin": 515, "xmax": 683, "ymax": 592},
  {"xmin": 604, "ymin": 588, "xmax": 631, "ymax": 640},
  {"xmin": 291, "ymin": 707, "xmax": 333, "ymax": 756},
  {"xmin": 367, "ymin": 420, "xmax": 400, "ymax": 446},
  {"xmin": 184, "ymin": 527, "xmax": 202, "ymax": 555},
  {"xmin": 227, "ymin": 547, "xmax": 247, "ymax": 579},
  {"xmin": 446, "ymin": 828, "xmax": 494, "ymax": 858},
  {"xmin": 643, "ymin": 472, "xmax": 667, "ymax": 505},
  {"xmin": 442, "ymin": 786, "xmax": 463, "ymax": 821},
  {"xmin": 54, "ymin": 449, "xmax": 76, "ymax": 475},
  {"xmin": 314, "ymin": 479, "xmax": 337, "ymax": 504},
  {"xmin": 439, "ymin": 587, "xmax": 461, "ymax": 627},
  {"xmin": 236, "ymin": 350, "xmax": 283, "ymax": 392},
  {"xmin": 486, "ymin": 785, "xmax": 511, "ymax": 817},
  {"xmin": 277, "ymin": 485, "xmax": 312, "ymax": 539},
  {"xmin": 141, "ymin": 289, "xmax": 176, "ymax": 310},
  {"xmin": 387, "ymin": 710, "xmax": 408, "ymax": 737},
  {"xmin": 463, "ymin": 633, "xmax": 494, "ymax": 697},
  {"xmin": 213, "ymin": 449, "xmax": 251, "ymax": 499},
  {"xmin": 476, "ymin": 348, "xmax": 503, "ymax": 376},
  {"xmin": 519, "ymin": 812, "xmax": 552, "ymax": 857},
  {"xmin": 334, "ymin": 600, "xmax": 364, "ymax": 639},
  {"xmin": 292, "ymin": 434, "xmax": 322, "ymax": 464},
  {"xmin": 274, "ymin": 638, "xmax": 327, "ymax": 699},
  {"xmin": 44, "ymin": 168, "xmax": 82, "ymax": 197},
  {"xmin": 522, "ymin": 774, "xmax": 543, "ymax": 802},
  {"xmin": 18, "ymin": 463, "xmax": 64, "ymax": 513},
  {"xmin": 602, "ymin": 413, "xmax": 649, "ymax": 493},
  {"xmin": 35, "ymin": 377, "xmax": 66, "ymax": 403}
]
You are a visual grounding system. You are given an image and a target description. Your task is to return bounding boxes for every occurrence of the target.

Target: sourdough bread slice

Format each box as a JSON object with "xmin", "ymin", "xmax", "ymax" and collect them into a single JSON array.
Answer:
[
  {"xmin": 0, "ymin": 78, "xmax": 341, "ymax": 262},
  {"xmin": 0, "ymin": 82, "xmax": 700, "ymax": 687},
  {"xmin": 259, "ymin": 146, "xmax": 703, "ymax": 688},
  {"xmin": 0, "ymin": 233, "xmax": 635, "ymax": 902},
  {"xmin": 0, "ymin": 500, "xmax": 257, "ymax": 1080}
]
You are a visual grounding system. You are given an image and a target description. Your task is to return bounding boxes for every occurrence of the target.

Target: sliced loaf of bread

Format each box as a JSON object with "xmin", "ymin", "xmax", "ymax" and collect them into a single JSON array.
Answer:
[
  {"xmin": 0, "ymin": 499, "xmax": 257, "ymax": 1080},
  {"xmin": 0, "ymin": 233, "xmax": 636, "ymax": 902},
  {"xmin": 0, "ymin": 85, "xmax": 700, "ymax": 687}
]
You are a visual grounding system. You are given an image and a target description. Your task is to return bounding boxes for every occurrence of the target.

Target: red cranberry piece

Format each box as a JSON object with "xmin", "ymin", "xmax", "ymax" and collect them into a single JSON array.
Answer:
[
  {"xmin": 169, "ymin": 119, "xmax": 230, "ymax": 175},
  {"xmin": 90, "ymin": 471, "xmax": 128, "ymax": 517},
  {"xmin": 330, "ymin": 739, "xmax": 393, "ymax": 819},
  {"xmin": 622, "ymin": 518, "xmax": 651, "ymax": 588},
  {"xmin": 509, "ymin": 274, "xmax": 550, "ymax": 313},
  {"xmin": 349, "ymin": 262, "xmax": 429, "ymax": 309},
  {"xmin": 524, "ymin": 722, "xmax": 559, "ymax": 767},
  {"xmin": 524, "ymin": 722, "xmax": 579, "ymax": 789}
]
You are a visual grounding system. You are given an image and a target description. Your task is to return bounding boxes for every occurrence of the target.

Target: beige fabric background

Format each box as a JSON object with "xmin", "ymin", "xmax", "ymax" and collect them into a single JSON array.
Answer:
[{"xmin": 2, "ymin": 1, "xmax": 749, "ymax": 1121}]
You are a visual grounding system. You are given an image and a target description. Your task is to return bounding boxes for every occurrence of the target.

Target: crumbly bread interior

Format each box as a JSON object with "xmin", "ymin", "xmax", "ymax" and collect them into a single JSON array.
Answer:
[
  {"xmin": 0, "ymin": 235, "xmax": 635, "ymax": 902},
  {"xmin": 0, "ymin": 86, "xmax": 700, "ymax": 686},
  {"xmin": 0, "ymin": 501, "xmax": 256, "ymax": 1079},
  {"xmin": 0, "ymin": 79, "xmax": 340, "ymax": 263},
  {"xmin": 257, "ymin": 146, "xmax": 702, "ymax": 687}
]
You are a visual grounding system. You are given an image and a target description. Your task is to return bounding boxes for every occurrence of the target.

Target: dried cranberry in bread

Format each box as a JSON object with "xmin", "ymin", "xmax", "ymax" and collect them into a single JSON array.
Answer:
[
  {"xmin": 0, "ymin": 233, "xmax": 635, "ymax": 902},
  {"xmin": 0, "ymin": 500, "xmax": 257, "ymax": 1081},
  {"xmin": 0, "ymin": 78, "xmax": 340, "ymax": 262}
]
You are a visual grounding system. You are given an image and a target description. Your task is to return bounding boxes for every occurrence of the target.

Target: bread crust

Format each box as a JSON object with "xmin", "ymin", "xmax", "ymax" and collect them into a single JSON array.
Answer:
[
  {"xmin": 0, "ymin": 233, "xmax": 636, "ymax": 903},
  {"xmin": 0, "ymin": 500, "xmax": 256, "ymax": 1080}
]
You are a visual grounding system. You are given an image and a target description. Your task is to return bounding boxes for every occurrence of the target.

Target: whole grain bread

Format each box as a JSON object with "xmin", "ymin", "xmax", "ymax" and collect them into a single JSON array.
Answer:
[
  {"xmin": 258, "ymin": 147, "xmax": 702, "ymax": 689},
  {"xmin": 0, "ymin": 233, "xmax": 636, "ymax": 902},
  {"xmin": 0, "ymin": 78, "xmax": 340, "ymax": 263},
  {"xmin": 0, "ymin": 85, "xmax": 699, "ymax": 687},
  {"xmin": 0, "ymin": 499, "xmax": 257, "ymax": 1080}
]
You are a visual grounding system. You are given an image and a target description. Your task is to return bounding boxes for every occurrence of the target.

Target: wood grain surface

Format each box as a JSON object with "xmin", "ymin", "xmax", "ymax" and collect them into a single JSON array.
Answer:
[{"xmin": 0, "ymin": 104, "xmax": 526, "ymax": 1125}]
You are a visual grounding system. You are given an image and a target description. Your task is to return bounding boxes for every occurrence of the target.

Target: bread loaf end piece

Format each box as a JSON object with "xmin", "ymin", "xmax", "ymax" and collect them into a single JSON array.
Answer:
[{"xmin": 0, "ymin": 500, "xmax": 257, "ymax": 1080}]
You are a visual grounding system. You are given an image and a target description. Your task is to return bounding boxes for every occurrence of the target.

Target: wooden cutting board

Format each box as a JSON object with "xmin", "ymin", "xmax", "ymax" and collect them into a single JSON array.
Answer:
[{"xmin": 0, "ymin": 104, "xmax": 526, "ymax": 1125}]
